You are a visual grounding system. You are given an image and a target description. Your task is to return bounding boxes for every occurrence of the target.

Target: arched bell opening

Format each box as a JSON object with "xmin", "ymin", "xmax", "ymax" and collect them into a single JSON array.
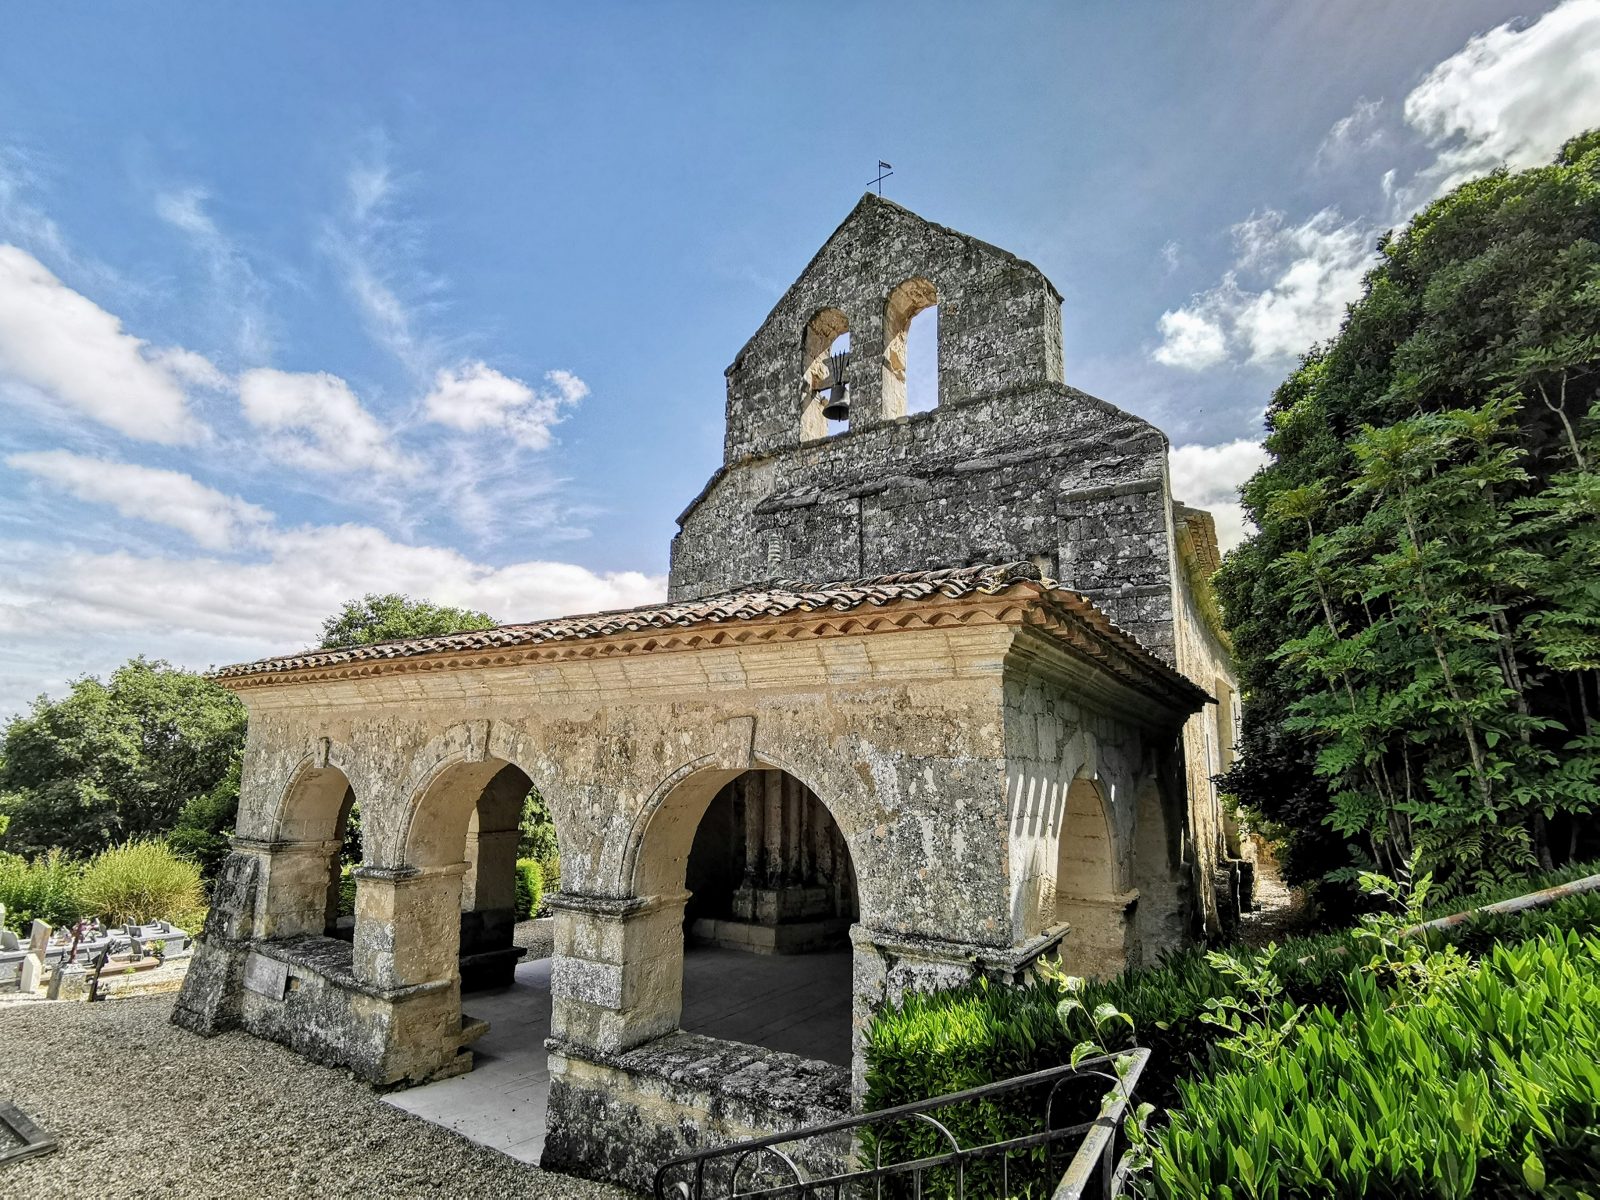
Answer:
[
  {"xmin": 882, "ymin": 276, "xmax": 939, "ymax": 418},
  {"xmin": 801, "ymin": 308, "xmax": 851, "ymax": 440}
]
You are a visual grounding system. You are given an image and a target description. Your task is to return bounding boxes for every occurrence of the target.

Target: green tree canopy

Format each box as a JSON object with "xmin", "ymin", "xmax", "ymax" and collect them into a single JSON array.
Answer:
[
  {"xmin": 1217, "ymin": 131, "xmax": 1600, "ymax": 908},
  {"xmin": 318, "ymin": 593, "xmax": 498, "ymax": 648},
  {"xmin": 0, "ymin": 658, "xmax": 247, "ymax": 858}
]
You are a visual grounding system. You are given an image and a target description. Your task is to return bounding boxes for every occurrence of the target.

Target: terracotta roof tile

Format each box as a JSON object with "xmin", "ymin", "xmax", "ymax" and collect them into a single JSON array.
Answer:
[{"xmin": 211, "ymin": 562, "xmax": 1206, "ymax": 707}]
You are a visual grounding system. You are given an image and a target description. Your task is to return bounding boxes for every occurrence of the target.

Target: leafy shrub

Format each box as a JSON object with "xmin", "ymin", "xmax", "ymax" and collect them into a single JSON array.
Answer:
[
  {"xmin": 514, "ymin": 858, "xmax": 543, "ymax": 921},
  {"xmin": 78, "ymin": 840, "xmax": 203, "ymax": 925},
  {"xmin": 0, "ymin": 849, "xmax": 85, "ymax": 930},
  {"xmin": 1145, "ymin": 931, "xmax": 1600, "ymax": 1198},
  {"xmin": 865, "ymin": 866, "xmax": 1600, "ymax": 1119}
]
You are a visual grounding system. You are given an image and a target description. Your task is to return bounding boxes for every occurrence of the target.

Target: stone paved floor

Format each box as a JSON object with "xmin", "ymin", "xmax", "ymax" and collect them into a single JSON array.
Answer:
[{"xmin": 382, "ymin": 945, "xmax": 853, "ymax": 1166}]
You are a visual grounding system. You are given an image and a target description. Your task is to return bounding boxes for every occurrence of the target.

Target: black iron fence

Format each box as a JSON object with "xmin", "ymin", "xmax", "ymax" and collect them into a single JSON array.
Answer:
[{"xmin": 654, "ymin": 1048, "xmax": 1151, "ymax": 1200}]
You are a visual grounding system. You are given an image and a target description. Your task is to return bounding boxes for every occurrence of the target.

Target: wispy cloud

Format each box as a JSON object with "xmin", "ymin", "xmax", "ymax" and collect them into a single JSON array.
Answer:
[
  {"xmin": 155, "ymin": 185, "xmax": 275, "ymax": 361},
  {"xmin": 7, "ymin": 450, "xmax": 271, "ymax": 551},
  {"xmin": 320, "ymin": 146, "xmax": 446, "ymax": 375}
]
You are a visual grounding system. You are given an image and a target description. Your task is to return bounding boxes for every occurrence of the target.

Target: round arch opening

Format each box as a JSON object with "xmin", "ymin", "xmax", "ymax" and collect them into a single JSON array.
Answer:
[{"xmin": 666, "ymin": 767, "xmax": 859, "ymax": 1066}]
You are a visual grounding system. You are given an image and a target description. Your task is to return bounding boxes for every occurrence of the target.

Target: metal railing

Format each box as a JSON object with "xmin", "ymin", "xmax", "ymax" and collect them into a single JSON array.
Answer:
[{"xmin": 653, "ymin": 1048, "xmax": 1150, "ymax": 1200}]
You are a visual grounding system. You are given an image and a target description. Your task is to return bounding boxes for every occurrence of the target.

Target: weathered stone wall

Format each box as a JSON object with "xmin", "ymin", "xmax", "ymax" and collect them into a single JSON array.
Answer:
[
  {"xmin": 1169, "ymin": 509, "xmax": 1241, "ymax": 934},
  {"xmin": 720, "ymin": 194, "xmax": 1064, "ymax": 462},
  {"xmin": 1000, "ymin": 633, "xmax": 1189, "ymax": 974}
]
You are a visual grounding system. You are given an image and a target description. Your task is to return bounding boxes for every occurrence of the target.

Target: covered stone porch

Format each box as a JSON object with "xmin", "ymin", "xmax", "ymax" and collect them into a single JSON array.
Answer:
[{"xmin": 173, "ymin": 564, "xmax": 1208, "ymax": 1191}]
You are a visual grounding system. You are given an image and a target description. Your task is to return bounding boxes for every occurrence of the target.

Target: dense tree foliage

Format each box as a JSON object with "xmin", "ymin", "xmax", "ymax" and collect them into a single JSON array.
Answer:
[
  {"xmin": 1217, "ymin": 132, "xmax": 1600, "ymax": 907},
  {"xmin": 319, "ymin": 593, "xmax": 497, "ymax": 648},
  {"xmin": 0, "ymin": 658, "xmax": 247, "ymax": 858}
]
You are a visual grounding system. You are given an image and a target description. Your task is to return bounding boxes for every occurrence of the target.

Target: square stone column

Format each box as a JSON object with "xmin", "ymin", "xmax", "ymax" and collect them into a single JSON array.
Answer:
[
  {"xmin": 232, "ymin": 836, "xmax": 342, "ymax": 940},
  {"xmin": 353, "ymin": 863, "xmax": 467, "ymax": 990},
  {"xmin": 548, "ymin": 890, "xmax": 689, "ymax": 1055}
]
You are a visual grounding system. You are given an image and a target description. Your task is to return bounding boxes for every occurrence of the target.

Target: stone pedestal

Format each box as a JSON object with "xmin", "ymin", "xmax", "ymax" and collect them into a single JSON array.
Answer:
[
  {"xmin": 548, "ymin": 890, "xmax": 688, "ymax": 1056},
  {"xmin": 233, "ymin": 836, "xmax": 344, "ymax": 940}
]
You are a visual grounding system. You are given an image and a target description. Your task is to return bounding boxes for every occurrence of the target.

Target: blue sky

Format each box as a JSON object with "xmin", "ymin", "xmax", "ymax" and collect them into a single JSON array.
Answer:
[{"xmin": 2, "ymin": 1, "xmax": 1599, "ymax": 715}]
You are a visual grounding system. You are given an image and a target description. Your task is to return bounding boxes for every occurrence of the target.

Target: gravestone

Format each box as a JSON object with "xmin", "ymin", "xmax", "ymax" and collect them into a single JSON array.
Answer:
[
  {"xmin": 0, "ymin": 930, "xmax": 18, "ymax": 952},
  {"xmin": 18, "ymin": 922, "xmax": 49, "ymax": 994}
]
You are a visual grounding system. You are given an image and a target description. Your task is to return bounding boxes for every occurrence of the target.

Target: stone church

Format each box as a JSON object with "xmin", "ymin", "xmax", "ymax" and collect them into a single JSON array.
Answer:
[{"xmin": 174, "ymin": 194, "xmax": 1243, "ymax": 1190}]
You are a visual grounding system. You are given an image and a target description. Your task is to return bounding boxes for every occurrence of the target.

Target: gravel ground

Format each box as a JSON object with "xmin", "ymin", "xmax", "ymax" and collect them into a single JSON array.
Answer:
[
  {"xmin": 514, "ymin": 917, "xmax": 554, "ymax": 959},
  {"xmin": 0, "ymin": 995, "xmax": 630, "ymax": 1199}
]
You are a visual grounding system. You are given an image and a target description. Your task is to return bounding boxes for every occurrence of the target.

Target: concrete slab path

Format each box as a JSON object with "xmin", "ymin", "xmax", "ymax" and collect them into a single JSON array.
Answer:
[{"xmin": 381, "ymin": 946, "xmax": 853, "ymax": 1166}]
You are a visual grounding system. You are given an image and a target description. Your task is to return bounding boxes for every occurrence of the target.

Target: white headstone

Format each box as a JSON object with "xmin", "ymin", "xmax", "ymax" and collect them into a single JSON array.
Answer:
[
  {"xmin": 19, "ymin": 954, "xmax": 44, "ymax": 993},
  {"xmin": 27, "ymin": 920, "xmax": 50, "ymax": 955}
]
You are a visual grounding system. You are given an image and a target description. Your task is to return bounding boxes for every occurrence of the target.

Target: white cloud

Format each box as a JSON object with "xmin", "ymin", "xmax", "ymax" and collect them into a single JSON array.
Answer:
[
  {"xmin": 1152, "ymin": 308, "xmax": 1228, "ymax": 370},
  {"xmin": 422, "ymin": 361, "xmax": 588, "ymax": 450},
  {"xmin": 6, "ymin": 450, "xmax": 270, "ymax": 551},
  {"xmin": 0, "ymin": 244, "xmax": 214, "ymax": 443},
  {"xmin": 1404, "ymin": 0, "xmax": 1600, "ymax": 198},
  {"xmin": 0, "ymin": 520, "xmax": 667, "ymax": 713},
  {"xmin": 237, "ymin": 367, "xmax": 415, "ymax": 476},
  {"xmin": 1169, "ymin": 439, "xmax": 1269, "ymax": 553},
  {"xmin": 1156, "ymin": 1, "xmax": 1600, "ymax": 373},
  {"xmin": 1152, "ymin": 211, "xmax": 1373, "ymax": 370}
]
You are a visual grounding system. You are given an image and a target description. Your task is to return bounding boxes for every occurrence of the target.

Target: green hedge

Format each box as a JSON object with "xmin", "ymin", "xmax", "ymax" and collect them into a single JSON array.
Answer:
[
  {"xmin": 0, "ymin": 850, "xmax": 85, "ymax": 929},
  {"xmin": 1147, "ymin": 930, "xmax": 1600, "ymax": 1198},
  {"xmin": 515, "ymin": 858, "xmax": 543, "ymax": 921}
]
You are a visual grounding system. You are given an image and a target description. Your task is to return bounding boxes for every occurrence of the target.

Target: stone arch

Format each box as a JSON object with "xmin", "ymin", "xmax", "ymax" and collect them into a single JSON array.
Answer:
[
  {"xmin": 1055, "ymin": 774, "xmax": 1133, "ymax": 977},
  {"xmin": 250, "ymin": 746, "xmax": 362, "ymax": 941},
  {"xmin": 800, "ymin": 306, "xmax": 850, "ymax": 440},
  {"xmin": 270, "ymin": 740, "xmax": 360, "ymax": 844},
  {"xmin": 882, "ymin": 276, "xmax": 938, "ymax": 418},
  {"xmin": 623, "ymin": 755, "xmax": 862, "ymax": 1066}
]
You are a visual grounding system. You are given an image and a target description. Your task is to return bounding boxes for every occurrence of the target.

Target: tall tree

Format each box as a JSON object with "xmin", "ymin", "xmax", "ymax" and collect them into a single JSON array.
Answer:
[
  {"xmin": 319, "ymin": 593, "xmax": 497, "ymax": 648},
  {"xmin": 1217, "ymin": 131, "xmax": 1600, "ymax": 907},
  {"xmin": 0, "ymin": 658, "xmax": 247, "ymax": 857}
]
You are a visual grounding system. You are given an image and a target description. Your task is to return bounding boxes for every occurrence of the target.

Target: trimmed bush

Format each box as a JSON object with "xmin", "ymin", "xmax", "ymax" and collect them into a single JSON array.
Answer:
[
  {"xmin": 0, "ymin": 849, "xmax": 84, "ymax": 929},
  {"xmin": 78, "ymin": 840, "xmax": 203, "ymax": 926},
  {"xmin": 515, "ymin": 858, "xmax": 543, "ymax": 921},
  {"xmin": 1146, "ymin": 931, "xmax": 1600, "ymax": 1198}
]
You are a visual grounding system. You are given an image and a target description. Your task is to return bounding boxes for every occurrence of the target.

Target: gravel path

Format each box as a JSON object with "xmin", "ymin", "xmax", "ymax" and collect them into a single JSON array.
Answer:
[
  {"xmin": 514, "ymin": 917, "xmax": 554, "ymax": 959},
  {"xmin": 0, "ymin": 995, "xmax": 629, "ymax": 1199}
]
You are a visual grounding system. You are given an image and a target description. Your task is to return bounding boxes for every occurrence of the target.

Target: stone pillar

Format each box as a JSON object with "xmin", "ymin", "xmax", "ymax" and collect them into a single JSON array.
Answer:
[
  {"xmin": 172, "ymin": 851, "xmax": 261, "ymax": 1035},
  {"xmin": 548, "ymin": 890, "xmax": 689, "ymax": 1055},
  {"xmin": 849, "ymin": 924, "xmax": 1068, "ymax": 1097},
  {"xmin": 352, "ymin": 863, "xmax": 471, "ymax": 1085},
  {"xmin": 459, "ymin": 826, "xmax": 521, "ymax": 990},
  {"xmin": 232, "ymin": 836, "xmax": 344, "ymax": 941},
  {"xmin": 352, "ymin": 863, "xmax": 467, "ymax": 990}
]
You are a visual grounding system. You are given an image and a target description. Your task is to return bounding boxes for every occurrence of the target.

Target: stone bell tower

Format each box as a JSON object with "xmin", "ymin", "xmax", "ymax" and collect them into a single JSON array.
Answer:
[{"xmin": 669, "ymin": 192, "xmax": 1185, "ymax": 665}]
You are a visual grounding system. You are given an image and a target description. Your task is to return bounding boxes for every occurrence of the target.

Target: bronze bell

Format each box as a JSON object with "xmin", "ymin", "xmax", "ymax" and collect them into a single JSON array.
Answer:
[{"xmin": 819, "ymin": 349, "xmax": 851, "ymax": 421}]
